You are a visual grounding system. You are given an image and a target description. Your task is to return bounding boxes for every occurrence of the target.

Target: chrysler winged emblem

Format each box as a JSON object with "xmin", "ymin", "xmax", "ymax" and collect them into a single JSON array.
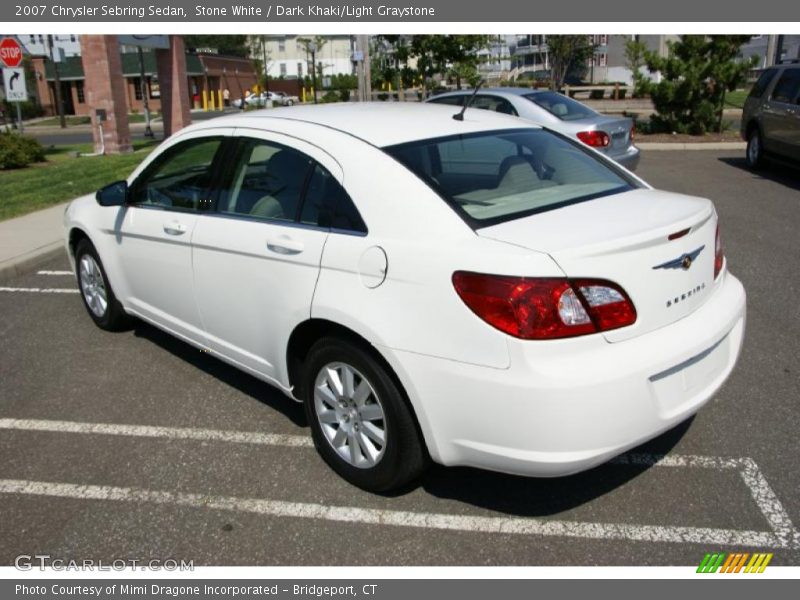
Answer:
[{"xmin": 653, "ymin": 245, "xmax": 705, "ymax": 271}]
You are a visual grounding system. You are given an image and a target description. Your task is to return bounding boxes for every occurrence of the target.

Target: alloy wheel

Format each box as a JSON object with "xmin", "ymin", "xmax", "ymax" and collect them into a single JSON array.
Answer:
[
  {"xmin": 313, "ymin": 362, "xmax": 387, "ymax": 468},
  {"xmin": 79, "ymin": 254, "xmax": 108, "ymax": 318}
]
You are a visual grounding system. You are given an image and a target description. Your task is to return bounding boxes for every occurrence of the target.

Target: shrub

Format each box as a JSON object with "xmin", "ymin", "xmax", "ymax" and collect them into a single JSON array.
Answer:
[
  {"xmin": 321, "ymin": 91, "xmax": 340, "ymax": 104},
  {"xmin": 0, "ymin": 132, "xmax": 46, "ymax": 169}
]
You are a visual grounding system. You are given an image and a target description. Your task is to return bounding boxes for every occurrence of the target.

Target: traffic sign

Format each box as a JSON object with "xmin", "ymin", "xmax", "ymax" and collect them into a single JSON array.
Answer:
[
  {"xmin": 0, "ymin": 37, "xmax": 23, "ymax": 68},
  {"xmin": 3, "ymin": 68, "xmax": 28, "ymax": 102}
]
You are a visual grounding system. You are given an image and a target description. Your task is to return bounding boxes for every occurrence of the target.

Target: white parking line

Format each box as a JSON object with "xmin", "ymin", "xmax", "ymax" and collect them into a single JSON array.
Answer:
[
  {"xmin": 37, "ymin": 270, "xmax": 73, "ymax": 276},
  {"xmin": 0, "ymin": 287, "xmax": 78, "ymax": 294},
  {"xmin": 0, "ymin": 418, "xmax": 797, "ymax": 549},
  {"xmin": 0, "ymin": 478, "xmax": 792, "ymax": 549},
  {"xmin": 0, "ymin": 418, "xmax": 312, "ymax": 448}
]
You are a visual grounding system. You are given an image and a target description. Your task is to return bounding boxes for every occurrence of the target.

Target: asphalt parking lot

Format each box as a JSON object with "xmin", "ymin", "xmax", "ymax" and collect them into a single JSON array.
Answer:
[{"xmin": 0, "ymin": 149, "xmax": 798, "ymax": 566}]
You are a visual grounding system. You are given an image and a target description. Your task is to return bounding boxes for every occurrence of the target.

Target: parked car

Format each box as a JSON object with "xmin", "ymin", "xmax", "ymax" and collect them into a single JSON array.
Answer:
[
  {"xmin": 427, "ymin": 87, "xmax": 640, "ymax": 171},
  {"xmin": 65, "ymin": 104, "xmax": 744, "ymax": 491},
  {"xmin": 232, "ymin": 91, "xmax": 295, "ymax": 109},
  {"xmin": 272, "ymin": 91, "xmax": 299, "ymax": 106},
  {"xmin": 741, "ymin": 62, "xmax": 800, "ymax": 169}
]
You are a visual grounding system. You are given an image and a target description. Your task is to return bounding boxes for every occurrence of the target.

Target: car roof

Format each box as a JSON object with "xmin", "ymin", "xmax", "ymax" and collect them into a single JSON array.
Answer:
[
  {"xmin": 431, "ymin": 87, "xmax": 547, "ymax": 98},
  {"xmin": 196, "ymin": 102, "xmax": 538, "ymax": 147}
]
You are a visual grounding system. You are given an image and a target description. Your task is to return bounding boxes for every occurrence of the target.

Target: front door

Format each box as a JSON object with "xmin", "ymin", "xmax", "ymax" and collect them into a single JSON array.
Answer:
[
  {"xmin": 115, "ymin": 133, "xmax": 228, "ymax": 343},
  {"xmin": 191, "ymin": 132, "xmax": 340, "ymax": 382}
]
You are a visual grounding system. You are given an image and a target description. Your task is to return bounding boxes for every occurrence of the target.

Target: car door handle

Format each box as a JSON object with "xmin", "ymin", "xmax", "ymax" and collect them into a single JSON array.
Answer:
[
  {"xmin": 163, "ymin": 221, "xmax": 187, "ymax": 236},
  {"xmin": 267, "ymin": 235, "xmax": 304, "ymax": 255}
]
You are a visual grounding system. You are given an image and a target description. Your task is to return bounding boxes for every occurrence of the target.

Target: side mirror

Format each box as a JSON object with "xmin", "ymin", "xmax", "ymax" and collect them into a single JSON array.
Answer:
[{"xmin": 96, "ymin": 180, "xmax": 128, "ymax": 207}]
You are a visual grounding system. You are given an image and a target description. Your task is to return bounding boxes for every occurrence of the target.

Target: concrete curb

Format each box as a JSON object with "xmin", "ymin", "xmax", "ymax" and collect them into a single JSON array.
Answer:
[
  {"xmin": 0, "ymin": 243, "xmax": 69, "ymax": 285},
  {"xmin": 638, "ymin": 142, "xmax": 746, "ymax": 151}
]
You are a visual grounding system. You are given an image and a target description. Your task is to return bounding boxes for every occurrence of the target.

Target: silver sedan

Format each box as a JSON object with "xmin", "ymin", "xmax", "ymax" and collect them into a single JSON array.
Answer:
[{"xmin": 428, "ymin": 87, "xmax": 640, "ymax": 171}]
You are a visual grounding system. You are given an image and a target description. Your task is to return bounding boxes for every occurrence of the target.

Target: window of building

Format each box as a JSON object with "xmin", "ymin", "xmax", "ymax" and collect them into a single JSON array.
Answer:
[
  {"xmin": 76, "ymin": 81, "xmax": 85, "ymax": 104},
  {"xmin": 597, "ymin": 53, "xmax": 607, "ymax": 67},
  {"xmin": 29, "ymin": 35, "xmax": 35, "ymax": 43},
  {"xmin": 280, "ymin": 63, "xmax": 287, "ymax": 77},
  {"xmin": 70, "ymin": 35, "xmax": 76, "ymax": 42},
  {"xmin": 278, "ymin": 39, "xmax": 285, "ymax": 52},
  {"xmin": 297, "ymin": 62, "xmax": 303, "ymax": 77}
]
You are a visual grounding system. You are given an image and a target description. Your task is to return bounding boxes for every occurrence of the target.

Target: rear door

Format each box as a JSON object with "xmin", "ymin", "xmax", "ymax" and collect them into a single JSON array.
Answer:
[
  {"xmin": 762, "ymin": 68, "xmax": 800, "ymax": 157},
  {"xmin": 190, "ymin": 130, "xmax": 340, "ymax": 382}
]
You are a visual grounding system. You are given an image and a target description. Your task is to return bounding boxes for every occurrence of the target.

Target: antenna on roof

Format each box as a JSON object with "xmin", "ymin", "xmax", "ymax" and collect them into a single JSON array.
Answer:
[{"xmin": 453, "ymin": 79, "xmax": 486, "ymax": 121}]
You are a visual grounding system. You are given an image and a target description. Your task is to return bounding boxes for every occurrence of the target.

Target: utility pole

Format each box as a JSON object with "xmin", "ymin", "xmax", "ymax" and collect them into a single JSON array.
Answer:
[
  {"xmin": 356, "ymin": 35, "xmax": 371, "ymax": 102},
  {"xmin": 137, "ymin": 46, "xmax": 153, "ymax": 137},
  {"xmin": 261, "ymin": 35, "xmax": 269, "ymax": 93},
  {"xmin": 765, "ymin": 35, "xmax": 777, "ymax": 67},
  {"xmin": 47, "ymin": 35, "xmax": 66, "ymax": 128}
]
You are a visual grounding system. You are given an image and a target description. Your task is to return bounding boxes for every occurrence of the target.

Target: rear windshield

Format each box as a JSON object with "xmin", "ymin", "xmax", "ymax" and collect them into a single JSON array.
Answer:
[
  {"xmin": 524, "ymin": 92, "xmax": 596, "ymax": 121},
  {"xmin": 385, "ymin": 128, "xmax": 637, "ymax": 228}
]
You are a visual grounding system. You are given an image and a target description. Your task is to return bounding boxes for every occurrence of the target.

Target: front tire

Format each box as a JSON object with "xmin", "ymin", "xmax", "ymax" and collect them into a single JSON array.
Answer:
[
  {"xmin": 302, "ymin": 337, "xmax": 428, "ymax": 492},
  {"xmin": 746, "ymin": 127, "xmax": 765, "ymax": 170},
  {"xmin": 75, "ymin": 239, "xmax": 129, "ymax": 331}
]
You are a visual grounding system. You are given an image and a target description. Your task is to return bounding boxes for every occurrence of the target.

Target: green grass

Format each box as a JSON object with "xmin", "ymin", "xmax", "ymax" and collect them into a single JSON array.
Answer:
[
  {"xmin": 0, "ymin": 140, "xmax": 159, "ymax": 221},
  {"xmin": 724, "ymin": 90, "xmax": 749, "ymax": 109},
  {"xmin": 27, "ymin": 113, "xmax": 160, "ymax": 127}
]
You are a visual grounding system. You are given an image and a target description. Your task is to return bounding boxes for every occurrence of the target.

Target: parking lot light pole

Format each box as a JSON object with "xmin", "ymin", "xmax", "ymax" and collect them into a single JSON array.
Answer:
[{"xmin": 309, "ymin": 41, "xmax": 318, "ymax": 104}]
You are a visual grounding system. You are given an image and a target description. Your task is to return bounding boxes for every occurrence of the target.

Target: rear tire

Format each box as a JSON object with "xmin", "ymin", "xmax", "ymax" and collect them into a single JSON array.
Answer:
[
  {"xmin": 302, "ymin": 337, "xmax": 428, "ymax": 492},
  {"xmin": 746, "ymin": 127, "xmax": 766, "ymax": 170},
  {"xmin": 75, "ymin": 239, "xmax": 130, "ymax": 331}
]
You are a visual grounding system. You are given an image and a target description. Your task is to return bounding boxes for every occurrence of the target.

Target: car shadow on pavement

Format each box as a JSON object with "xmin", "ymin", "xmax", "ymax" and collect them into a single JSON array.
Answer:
[
  {"xmin": 719, "ymin": 157, "xmax": 800, "ymax": 191},
  {"xmin": 131, "ymin": 320, "xmax": 307, "ymax": 428},
  {"xmin": 416, "ymin": 418, "xmax": 693, "ymax": 516}
]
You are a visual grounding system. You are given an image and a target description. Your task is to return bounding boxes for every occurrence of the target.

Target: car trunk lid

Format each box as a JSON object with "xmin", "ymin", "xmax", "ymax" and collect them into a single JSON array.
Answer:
[
  {"xmin": 574, "ymin": 115, "xmax": 634, "ymax": 154},
  {"xmin": 477, "ymin": 188, "xmax": 718, "ymax": 342}
]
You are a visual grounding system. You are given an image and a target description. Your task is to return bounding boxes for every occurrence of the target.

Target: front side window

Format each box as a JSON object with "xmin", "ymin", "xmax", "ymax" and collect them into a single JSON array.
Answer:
[
  {"xmin": 770, "ymin": 69, "xmax": 800, "ymax": 104},
  {"xmin": 385, "ymin": 129, "xmax": 637, "ymax": 228},
  {"xmin": 524, "ymin": 91, "xmax": 596, "ymax": 121},
  {"xmin": 129, "ymin": 137, "xmax": 223, "ymax": 211},
  {"xmin": 749, "ymin": 68, "xmax": 777, "ymax": 99},
  {"xmin": 428, "ymin": 95, "xmax": 465, "ymax": 107}
]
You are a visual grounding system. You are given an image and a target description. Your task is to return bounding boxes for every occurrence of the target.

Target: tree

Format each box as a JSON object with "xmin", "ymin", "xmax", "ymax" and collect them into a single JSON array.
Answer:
[
  {"xmin": 547, "ymin": 35, "xmax": 595, "ymax": 90},
  {"xmin": 638, "ymin": 35, "xmax": 757, "ymax": 134},
  {"xmin": 624, "ymin": 37, "xmax": 648, "ymax": 98},
  {"xmin": 183, "ymin": 35, "xmax": 249, "ymax": 57}
]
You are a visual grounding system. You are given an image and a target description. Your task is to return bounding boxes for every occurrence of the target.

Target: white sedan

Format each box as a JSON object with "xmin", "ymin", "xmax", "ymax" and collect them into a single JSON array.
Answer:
[{"xmin": 64, "ymin": 104, "xmax": 746, "ymax": 491}]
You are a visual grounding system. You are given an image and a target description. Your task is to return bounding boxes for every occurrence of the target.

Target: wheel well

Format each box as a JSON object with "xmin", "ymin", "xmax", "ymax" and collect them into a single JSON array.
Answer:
[
  {"xmin": 286, "ymin": 318, "xmax": 430, "ymax": 459},
  {"xmin": 68, "ymin": 228, "xmax": 90, "ymax": 258},
  {"xmin": 286, "ymin": 319, "xmax": 378, "ymax": 400}
]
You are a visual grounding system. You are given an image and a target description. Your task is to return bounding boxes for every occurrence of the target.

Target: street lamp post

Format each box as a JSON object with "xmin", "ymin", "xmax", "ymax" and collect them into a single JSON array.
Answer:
[{"xmin": 308, "ymin": 40, "xmax": 318, "ymax": 104}]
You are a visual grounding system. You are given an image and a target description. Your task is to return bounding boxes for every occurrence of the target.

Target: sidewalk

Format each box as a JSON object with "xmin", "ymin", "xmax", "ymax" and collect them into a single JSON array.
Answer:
[{"xmin": 0, "ymin": 203, "xmax": 69, "ymax": 284}]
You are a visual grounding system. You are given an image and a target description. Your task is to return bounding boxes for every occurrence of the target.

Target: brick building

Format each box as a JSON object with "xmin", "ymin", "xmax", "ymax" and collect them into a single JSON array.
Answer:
[{"xmin": 29, "ymin": 49, "xmax": 258, "ymax": 117}]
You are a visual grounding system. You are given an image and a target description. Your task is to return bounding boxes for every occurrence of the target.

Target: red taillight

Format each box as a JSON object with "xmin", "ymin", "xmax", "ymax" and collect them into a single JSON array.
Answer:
[
  {"xmin": 452, "ymin": 272, "xmax": 636, "ymax": 340},
  {"xmin": 714, "ymin": 224, "xmax": 724, "ymax": 279},
  {"xmin": 576, "ymin": 130, "xmax": 610, "ymax": 148}
]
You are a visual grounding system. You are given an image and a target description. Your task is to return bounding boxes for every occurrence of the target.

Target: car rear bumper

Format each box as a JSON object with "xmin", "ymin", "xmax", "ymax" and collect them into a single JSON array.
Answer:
[
  {"xmin": 609, "ymin": 145, "xmax": 641, "ymax": 171},
  {"xmin": 382, "ymin": 271, "xmax": 745, "ymax": 477}
]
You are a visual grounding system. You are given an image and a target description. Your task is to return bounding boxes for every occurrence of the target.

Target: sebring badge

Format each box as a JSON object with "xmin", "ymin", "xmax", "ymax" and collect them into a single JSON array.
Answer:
[{"xmin": 652, "ymin": 245, "xmax": 705, "ymax": 271}]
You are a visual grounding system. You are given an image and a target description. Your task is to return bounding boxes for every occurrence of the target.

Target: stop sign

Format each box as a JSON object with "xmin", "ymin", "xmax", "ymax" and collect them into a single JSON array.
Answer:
[{"xmin": 0, "ymin": 38, "xmax": 23, "ymax": 68}]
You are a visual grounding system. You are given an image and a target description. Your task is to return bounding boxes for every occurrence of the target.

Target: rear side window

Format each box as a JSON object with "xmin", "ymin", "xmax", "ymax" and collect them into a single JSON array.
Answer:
[
  {"xmin": 749, "ymin": 68, "xmax": 777, "ymax": 99},
  {"xmin": 220, "ymin": 139, "xmax": 313, "ymax": 222},
  {"xmin": 302, "ymin": 165, "xmax": 367, "ymax": 234},
  {"xmin": 524, "ymin": 92, "xmax": 596, "ymax": 121},
  {"xmin": 472, "ymin": 95, "xmax": 518, "ymax": 116},
  {"xmin": 770, "ymin": 69, "xmax": 800, "ymax": 104},
  {"xmin": 386, "ymin": 128, "xmax": 636, "ymax": 228}
]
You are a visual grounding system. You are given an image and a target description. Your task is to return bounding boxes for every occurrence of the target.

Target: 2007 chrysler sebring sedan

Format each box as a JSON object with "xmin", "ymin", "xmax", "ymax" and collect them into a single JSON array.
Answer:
[{"xmin": 64, "ymin": 104, "xmax": 746, "ymax": 491}]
